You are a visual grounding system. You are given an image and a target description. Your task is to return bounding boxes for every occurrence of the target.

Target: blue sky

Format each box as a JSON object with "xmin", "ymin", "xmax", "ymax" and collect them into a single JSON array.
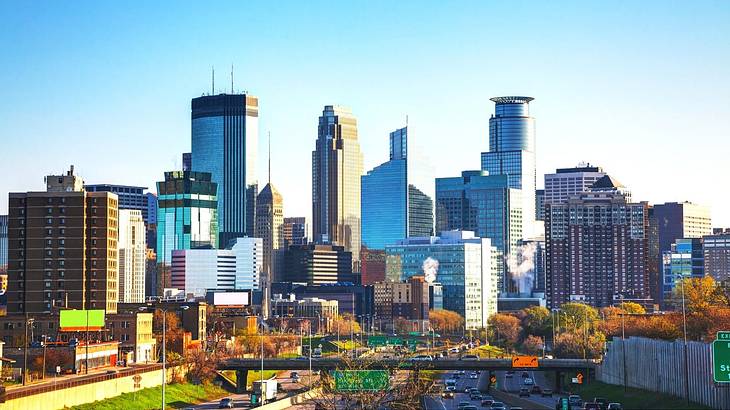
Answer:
[{"xmin": 1, "ymin": 1, "xmax": 729, "ymax": 226}]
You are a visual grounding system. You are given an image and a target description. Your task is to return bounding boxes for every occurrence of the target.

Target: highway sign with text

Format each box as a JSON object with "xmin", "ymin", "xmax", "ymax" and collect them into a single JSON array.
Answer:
[
  {"xmin": 713, "ymin": 331, "xmax": 730, "ymax": 383},
  {"xmin": 512, "ymin": 356, "xmax": 538, "ymax": 368}
]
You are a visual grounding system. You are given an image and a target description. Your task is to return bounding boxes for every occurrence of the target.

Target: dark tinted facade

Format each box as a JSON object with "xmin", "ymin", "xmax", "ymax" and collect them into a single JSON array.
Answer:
[
  {"xmin": 192, "ymin": 93, "xmax": 259, "ymax": 247},
  {"xmin": 284, "ymin": 244, "xmax": 354, "ymax": 285}
]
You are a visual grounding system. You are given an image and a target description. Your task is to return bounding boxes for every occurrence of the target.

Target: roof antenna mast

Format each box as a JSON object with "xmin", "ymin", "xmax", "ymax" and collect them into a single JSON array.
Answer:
[
  {"xmin": 231, "ymin": 64, "xmax": 234, "ymax": 93},
  {"xmin": 211, "ymin": 66, "xmax": 215, "ymax": 95}
]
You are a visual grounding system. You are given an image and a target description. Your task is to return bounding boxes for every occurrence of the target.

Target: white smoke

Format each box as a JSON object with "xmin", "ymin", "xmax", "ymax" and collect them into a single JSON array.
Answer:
[
  {"xmin": 422, "ymin": 257, "xmax": 439, "ymax": 284},
  {"xmin": 507, "ymin": 242, "xmax": 538, "ymax": 295}
]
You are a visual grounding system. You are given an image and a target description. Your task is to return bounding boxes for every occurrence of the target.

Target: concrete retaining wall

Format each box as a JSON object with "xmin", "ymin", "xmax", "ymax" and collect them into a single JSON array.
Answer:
[{"xmin": 0, "ymin": 366, "xmax": 184, "ymax": 410}]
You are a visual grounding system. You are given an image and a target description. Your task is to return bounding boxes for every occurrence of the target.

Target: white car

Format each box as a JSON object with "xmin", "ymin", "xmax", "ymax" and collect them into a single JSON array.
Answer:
[
  {"xmin": 469, "ymin": 372, "xmax": 478, "ymax": 379},
  {"xmin": 523, "ymin": 377, "xmax": 534, "ymax": 386},
  {"xmin": 410, "ymin": 354, "xmax": 433, "ymax": 361}
]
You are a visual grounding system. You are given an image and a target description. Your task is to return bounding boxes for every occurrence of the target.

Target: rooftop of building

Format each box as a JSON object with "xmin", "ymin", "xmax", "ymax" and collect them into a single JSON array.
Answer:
[
  {"xmin": 490, "ymin": 96, "xmax": 534, "ymax": 104},
  {"xmin": 591, "ymin": 175, "xmax": 625, "ymax": 190}
]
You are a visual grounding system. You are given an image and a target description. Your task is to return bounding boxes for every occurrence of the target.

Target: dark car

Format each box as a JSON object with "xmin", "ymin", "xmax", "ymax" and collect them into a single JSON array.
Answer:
[
  {"xmin": 470, "ymin": 391, "xmax": 481, "ymax": 400},
  {"xmin": 218, "ymin": 398, "xmax": 234, "ymax": 409},
  {"xmin": 606, "ymin": 404, "xmax": 623, "ymax": 410},
  {"xmin": 541, "ymin": 388, "xmax": 553, "ymax": 397},
  {"xmin": 521, "ymin": 371, "xmax": 529, "ymax": 378},
  {"xmin": 480, "ymin": 399, "xmax": 494, "ymax": 407},
  {"xmin": 519, "ymin": 388, "xmax": 530, "ymax": 397},
  {"xmin": 583, "ymin": 404, "xmax": 601, "ymax": 410},
  {"xmin": 531, "ymin": 385, "xmax": 542, "ymax": 394}
]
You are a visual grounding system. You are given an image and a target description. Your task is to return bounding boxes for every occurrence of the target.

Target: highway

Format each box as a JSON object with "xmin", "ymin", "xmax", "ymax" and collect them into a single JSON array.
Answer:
[{"xmin": 190, "ymin": 371, "xmax": 308, "ymax": 409}]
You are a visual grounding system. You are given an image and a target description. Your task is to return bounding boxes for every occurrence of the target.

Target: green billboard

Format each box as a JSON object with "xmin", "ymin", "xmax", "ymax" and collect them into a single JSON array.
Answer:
[
  {"xmin": 60, "ymin": 310, "xmax": 105, "ymax": 331},
  {"xmin": 334, "ymin": 370, "xmax": 390, "ymax": 392}
]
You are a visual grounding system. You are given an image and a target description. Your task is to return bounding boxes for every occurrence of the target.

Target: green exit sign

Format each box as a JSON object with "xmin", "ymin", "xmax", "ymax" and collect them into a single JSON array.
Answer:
[{"xmin": 713, "ymin": 332, "xmax": 730, "ymax": 383}]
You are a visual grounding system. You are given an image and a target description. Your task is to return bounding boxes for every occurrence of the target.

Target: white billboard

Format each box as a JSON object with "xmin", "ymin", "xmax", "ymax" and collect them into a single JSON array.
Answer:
[{"xmin": 212, "ymin": 292, "xmax": 250, "ymax": 307}]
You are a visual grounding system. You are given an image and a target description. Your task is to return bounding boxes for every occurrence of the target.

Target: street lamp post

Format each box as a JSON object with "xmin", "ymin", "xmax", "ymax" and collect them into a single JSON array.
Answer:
[
  {"xmin": 680, "ymin": 278, "xmax": 690, "ymax": 406},
  {"xmin": 42, "ymin": 334, "xmax": 47, "ymax": 380},
  {"xmin": 23, "ymin": 317, "xmax": 34, "ymax": 386},
  {"xmin": 139, "ymin": 304, "xmax": 188, "ymax": 410}
]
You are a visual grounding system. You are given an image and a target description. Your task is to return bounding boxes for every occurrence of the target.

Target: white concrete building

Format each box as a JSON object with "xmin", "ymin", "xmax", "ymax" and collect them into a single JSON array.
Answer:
[
  {"xmin": 228, "ymin": 237, "xmax": 263, "ymax": 290},
  {"xmin": 118, "ymin": 210, "xmax": 146, "ymax": 303}
]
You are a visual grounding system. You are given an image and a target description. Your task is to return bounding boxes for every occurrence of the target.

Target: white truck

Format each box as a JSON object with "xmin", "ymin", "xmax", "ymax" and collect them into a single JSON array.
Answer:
[{"xmin": 253, "ymin": 379, "xmax": 278, "ymax": 404}]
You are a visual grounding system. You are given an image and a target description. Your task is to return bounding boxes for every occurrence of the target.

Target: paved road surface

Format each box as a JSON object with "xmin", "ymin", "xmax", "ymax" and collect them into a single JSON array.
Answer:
[{"xmin": 190, "ymin": 371, "xmax": 308, "ymax": 409}]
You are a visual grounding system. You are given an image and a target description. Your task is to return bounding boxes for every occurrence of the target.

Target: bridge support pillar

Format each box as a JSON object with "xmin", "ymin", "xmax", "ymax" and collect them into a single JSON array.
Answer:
[
  {"xmin": 554, "ymin": 370, "xmax": 562, "ymax": 393},
  {"xmin": 236, "ymin": 369, "xmax": 248, "ymax": 393}
]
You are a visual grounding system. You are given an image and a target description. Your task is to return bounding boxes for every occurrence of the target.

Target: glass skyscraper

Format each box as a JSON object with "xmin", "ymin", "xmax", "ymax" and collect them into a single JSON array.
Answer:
[
  {"xmin": 191, "ymin": 93, "xmax": 258, "ymax": 247},
  {"xmin": 661, "ymin": 238, "xmax": 704, "ymax": 307},
  {"xmin": 361, "ymin": 126, "xmax": 433, "ymax": 250},
  {"xmin": 481, "ymin": 96, "xmax": 536, "ymax": 239},
  {"xmin": 385, "ymin": 231, "xmax": 500, "ymax": 330},
  {"xmin": 312, "ymin": 105, "xmax": 363, "ymax": 268},
  {"xmin": 435, "ymin": 171, "xmax": 522, "ymax": 292},
  {"xmin": 156, "ymin": 171, "xmax": 218, "ymax": 266}
]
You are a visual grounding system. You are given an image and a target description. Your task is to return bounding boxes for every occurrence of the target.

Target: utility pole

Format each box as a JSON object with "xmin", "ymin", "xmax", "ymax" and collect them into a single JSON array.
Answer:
[{"xmin": 680, "ymin": 279, "xmax": 690, "ymax": 406}]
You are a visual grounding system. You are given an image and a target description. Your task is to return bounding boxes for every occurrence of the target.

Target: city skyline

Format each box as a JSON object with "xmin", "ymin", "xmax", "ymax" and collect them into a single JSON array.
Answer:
[{"xmin": 1, "ymin": 2, "xmax": 729, "ymax": 228}]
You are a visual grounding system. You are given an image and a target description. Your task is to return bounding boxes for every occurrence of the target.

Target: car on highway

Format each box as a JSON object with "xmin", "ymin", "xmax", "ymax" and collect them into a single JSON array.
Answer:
[
  {"xmin": 519, "ymin": 387, "xmax": 530, "ymax": 397},
  {"xmin": 505, "ymin": 371, "xmax": 514, "ymax": 378},
  {"xmin": 410, "ymin": 354, "xmax": 433, "ymax": 361},
  {"xmin": 469, "ymin": 372, "xmax": 479, "ymax": 379},
  {"xmin": 582, "ymin": 403, "xmax": 601, "ymax": 410},
  {"xmin": 480, "ymin": 398, "xmax": 494, "ymax": 407},
  {"xmin": 568, "ymin": 395, "xmax": 583, "ymax": 407},
  {"xmin": 606, "ymin": 403, "xmax": 623, "ymax": 410},
  {"xmin": 521, "ymin": 371, "xmax": 529, "ymax": 378},
  {"xmin": 541, "ymin": 388, "xmax": 553, "ymax": 397},
  {"xmin": 218, "ymin": 398, "xmax": 234, "ymax": 408},
  {"xmin": 460, "ymin": 354, "xmax": 479, "ymax": 360},
  {"xmin": 449, "ymin": 347, "xmax": 460, "ymax": 354},
  {"xmin": 458, "ymin": 401, "xmax": 472, "ymax": 409},
  {"xmin": 463, "ymin": 406, "xmax": 478, "ymax": 410},
  {"xmin": 490, "ymin": 402, "xmax": 506, "ymax": 410},
  {"xmin": 523, "ymin": 377, "xmax": 534, "ymax": 385},
  {"xmin": 445, "ymin": 385, "xmax": 456, "ymax": 393},
  {"xmin": 442, "ymin": 390, "xmax": 454, "ymax": 399},
  {"xmin": 531, "ymin": 385, "xmax": 542, "ymax": 394},
  {"xmin": 469, "ymin": 391, "xmax": 481, "ymax": 400}
]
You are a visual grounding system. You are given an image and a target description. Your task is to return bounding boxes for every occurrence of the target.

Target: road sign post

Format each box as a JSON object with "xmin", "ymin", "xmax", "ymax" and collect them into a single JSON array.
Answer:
[{"xmin": 713, "ymin": 331, "xmax": 730, "ymax": 383}]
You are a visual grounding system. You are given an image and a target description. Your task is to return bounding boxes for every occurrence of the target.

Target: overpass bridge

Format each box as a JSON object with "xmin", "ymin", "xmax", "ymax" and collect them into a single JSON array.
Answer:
[{"xmin": 219, "ymin": 358, "xmax": 597, "ymax": 392}]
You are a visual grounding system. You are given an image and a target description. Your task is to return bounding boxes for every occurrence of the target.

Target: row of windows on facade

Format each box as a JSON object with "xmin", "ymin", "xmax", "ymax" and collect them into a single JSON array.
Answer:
[{"xmin": 15, "ymin": 258, "xmax": 117, "ymax": 270}]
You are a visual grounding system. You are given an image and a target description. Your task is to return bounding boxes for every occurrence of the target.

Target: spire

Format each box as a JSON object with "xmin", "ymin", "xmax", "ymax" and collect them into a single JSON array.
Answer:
[{"xmin": 268, "ymin": 131, "xmax": 271, "ymax": 185}]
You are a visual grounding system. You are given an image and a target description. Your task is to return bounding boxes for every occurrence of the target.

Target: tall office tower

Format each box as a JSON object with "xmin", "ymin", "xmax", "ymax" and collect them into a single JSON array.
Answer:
[
  {"xmin": 0, "ymin": 215, "xmax": 7, "ymax": 272},
  {"xmin": 145, "ymin": 249, "xmax": 157, "ymax": 297},
  {"xmin": 535, "ymin": 189, "xmax": 545, "ymax": 221},
  {"xmin": 191, "ymin": 93, "xmax": 259, "ymax": 247},
  {"xmin": 435, "ymin": 170, "xmax": 522, "ymax": 291},
  {"xmin": 171, "ymin": 249, "xmax": 236, "ymax": 298},
  {"xmin": 543, "ymin": 164, "xmax": 608, "ymax": 205},
  {"xmin": 649, "ymin": 202, "xmax": 712, "ymax": 304},
  {"xmin": 481, "ymin": 96, "xmax": 536, "ymax": 239},
  {"xmin": 145, "ymin": 192, "xmax": 157, "ymax": 252},
  {"xmin": 312, "ymin": 105, "xmax": 363, "ymax": 270},
  {"xmin": 182, "ymin": 152, "xmax": 191, "ymax": 172},
  {"xmin": 409, "ymin": 185, "xmax": 434, "ymax": 237},
  {"xmin": 255, "ymin": 183, "xmax": 284, "ymax": 283},
  {"xmin": 545, "ymin": 175, "xmax": 650, "ymax": 309},
  {"xmin": 118, "ymin": 210, "xmax": 146, "ymax": 303},
  {"xmin": 84, "ymin": 184, "xmax": 151, "ymax": 223},
  {"xmin": 703, "ymin": 233, "xmax": 730, "ymax": 283},
  {"xmin": 661, "ymin": 238, "xmax": 704, "ymax": 306},
  {"xmin": 361, "ymin": 126, "xmax": 433, "ymax": 284},
  {"xmin": 385, "ymin": 231, "xmax": 500, "ymax": 330},
  {"xmin": 227, "ymin": 237, "xmax": 263, "ymax": 291},
  {"xmin": 283, "ymin": 217, "xmax": 308, "ymax": 247},
  {"xmin": 156, "ymin": 171, "xmax": 218, "ymax": 277},
  {"xmin": 7, "ymin": 167, "xmax": 119, "ymax": 314},
  {"xmin": 284, "ymin": 244, "xmax": 354, "ymax": 285}
]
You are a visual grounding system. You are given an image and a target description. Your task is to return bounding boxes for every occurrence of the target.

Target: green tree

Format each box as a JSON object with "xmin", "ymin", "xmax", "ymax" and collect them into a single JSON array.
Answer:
[
  {"xmin": 559, "ymin": 303, "xmax": 599, "ymax": 332},
  {"xmin": 521, "ymin": 306, "xmax": 551, "ymax": 338},
  {"xmin": 617, "ymin": 302, "xmax": 646, "ymax": 315}
]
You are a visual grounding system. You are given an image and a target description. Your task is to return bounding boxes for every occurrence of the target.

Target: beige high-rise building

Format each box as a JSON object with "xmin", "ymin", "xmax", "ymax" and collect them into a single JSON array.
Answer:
[
  {"xmin": 255, "ymin": 183, "xmax": 284, "ymax": 283},
  {"xmin": 7, "ymin": 166, "xmax": 119, "ymax": 314},
  {"xmin": 312, "ymin": 105, "xmax": 363, "ymax": 271},
  {"xmin": 118, "ymin": 209, "xmax": 146, "ymax": 303}
]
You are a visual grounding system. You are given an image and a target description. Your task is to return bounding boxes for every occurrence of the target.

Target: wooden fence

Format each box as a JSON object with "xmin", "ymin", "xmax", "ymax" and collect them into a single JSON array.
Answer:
[{"xmin": 597, "ymin": 337, "xmax": 730, "ymax": 409}]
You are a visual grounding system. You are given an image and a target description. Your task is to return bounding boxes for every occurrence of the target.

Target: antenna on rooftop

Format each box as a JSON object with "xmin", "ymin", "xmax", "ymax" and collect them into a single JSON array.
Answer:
[
  {"xmin": 231, "ymin": 64, "xmax": 234, "ymax": 93},
  {"xmin": 268, "ymin": 131, "xmax": 271, "ymax": 185},
  {"xmin": 211, "ymin": 66, "xmax": 215, "ymax": 95}
]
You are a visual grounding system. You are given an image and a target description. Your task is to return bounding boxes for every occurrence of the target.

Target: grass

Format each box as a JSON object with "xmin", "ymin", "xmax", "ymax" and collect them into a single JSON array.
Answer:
[
  {"xmin": 68, "ymin": 382, "xmax": 228, "ymax": 410},
  {"xmin": 472, "ymin": 344, "xmax": 507, "ymax": 358},
  {"xmin": 219, "ymin": 369, "xmax": 278, "ymax": 388},
  {"xmin": 564, "ymin": 379, "xmax": 711, "ymax": 409}
]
